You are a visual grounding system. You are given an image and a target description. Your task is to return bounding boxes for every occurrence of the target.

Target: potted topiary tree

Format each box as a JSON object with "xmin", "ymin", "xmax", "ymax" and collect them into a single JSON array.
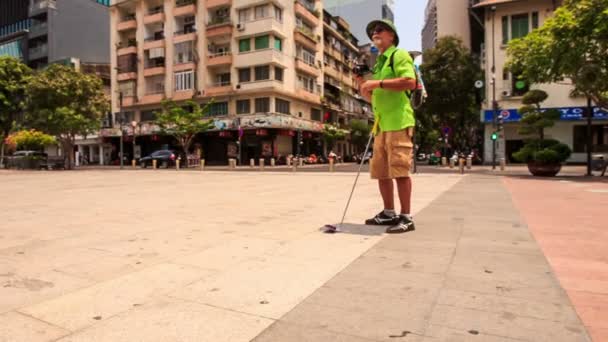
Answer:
[{"xmin": 512, "ymin": 90, "xmax": 572, "ymax": 177}]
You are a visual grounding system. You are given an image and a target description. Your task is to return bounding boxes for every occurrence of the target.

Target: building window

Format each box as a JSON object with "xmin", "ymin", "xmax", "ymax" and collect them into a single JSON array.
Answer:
[
  {"xmin": 532, "ymin": 12, "xmax": 539, "ymax": 29},
  {"xmin": 274, "ymin": 66, "xmax": 283, "ymax": 81},
  {"xmin": 255, "ymin": 35, "xmax": 270, "ymax": 49},
  {"xmin": 238, "ymin": 68, "xmax": 251, "ymax": 82},
  {"xmin": 141, "ymin": 109, "xmax": 158, "ymax": 122},
  {"xmin": 254, "ymin": 5, "xmax": 268, "ymax": 19},
  {"xmin": 573, "ymin": 125, "xmax": 608, "ymax": 153},
  {"xmin": 255, "ymin": 97, "xmax": 270, "ymax": 113},
  {"xmin": 175, "ymin": 70, "xmax": 195, "ymax": 91},
  {"xmin": 274, "ymin": 5, "xmax": 283, "ymax": 22},
  {"xmin": 275, "ymin": 98, "xmax": 290, "ymax": 114},
  {"xmin": 298, "ymin": 74, "xmax": 315, "ymax": 92},
  {"xmin": 311, "ymin": 108, "xmax": 321, "ymax": 121},
  {"xmin": 216, "ymin": 73, "xmax": 231, "ymax": 86},
  {"xmin": 511, "ymin": 14, "xmax": 529, "ymax": 40},
  {"xmin": 118, "ymin": 81, "xmax": 136, "ymax": 97},
  {"xmin": 209, "ymin": 102, "xmax": 228, "ymax": 116},
  {"xmin": 145, "ymin": 75, "xmax": 165, "ymax": 95},
  {"xmin": 238, "ymin": 8, "xmax": 250, "ymax": 23},
  {"xmin": 274, "ymin": 37, "xmax": 282, "ymax": 51},
  {"xmin": 255, "ymin": 65, "xmax": 270, "ymax": 80},
  {"xmin": 236, "ymin": 99, "xmax": 250, "ymax": 114},
  {"xmin": 501, "ymin": 16, "xmax": 509, "ymax": 45},
  {"xmin": 117, "ymin": 54, "xmax": 137, "ymax": 73},
  {"xmin": 239, "ymin": 38, "xmax": 251, "ymax": 52},
  {"xmin": 174, "ymin": 41, "xmax": 194, "ymax": 64}
]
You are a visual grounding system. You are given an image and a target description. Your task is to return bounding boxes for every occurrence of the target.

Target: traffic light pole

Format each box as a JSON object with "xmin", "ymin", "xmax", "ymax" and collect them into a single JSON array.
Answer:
[{"xmin": 119, "ymin": 92, "xmax": 124, "ymax": 170}]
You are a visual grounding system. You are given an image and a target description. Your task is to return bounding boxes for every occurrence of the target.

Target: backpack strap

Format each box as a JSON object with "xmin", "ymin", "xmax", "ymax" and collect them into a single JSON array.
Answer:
[{"xmin": 388, "ymin": 49, "xmax": 418, "ymax": 98}]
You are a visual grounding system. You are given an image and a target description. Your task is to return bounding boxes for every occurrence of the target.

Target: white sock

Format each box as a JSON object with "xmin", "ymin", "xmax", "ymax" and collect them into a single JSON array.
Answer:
[{"xmin": 383, "ymin": 209, "xmax": 396, "ymax": 217}]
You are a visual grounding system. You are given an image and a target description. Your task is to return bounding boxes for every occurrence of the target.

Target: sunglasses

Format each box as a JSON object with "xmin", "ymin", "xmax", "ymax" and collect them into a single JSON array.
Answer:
[{"xmin": 373, "ymin": 26, "xmax": 388, "ymax": 34}]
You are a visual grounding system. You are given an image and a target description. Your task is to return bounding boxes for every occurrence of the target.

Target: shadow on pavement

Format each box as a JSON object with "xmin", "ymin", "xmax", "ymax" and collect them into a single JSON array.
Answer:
[{"xmin": 319, "ymin": 223, "xmax": 386, "ymax": 236}]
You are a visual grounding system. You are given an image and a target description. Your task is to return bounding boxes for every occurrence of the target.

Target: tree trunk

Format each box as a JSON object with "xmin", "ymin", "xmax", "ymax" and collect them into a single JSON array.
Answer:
[
  {"xmin": 61, "ymin": 138, "xmax": 75, "ymax": 170},
  {"xmin": 0, "ymin": 142, "xmax": 5, "ymax": 169}
]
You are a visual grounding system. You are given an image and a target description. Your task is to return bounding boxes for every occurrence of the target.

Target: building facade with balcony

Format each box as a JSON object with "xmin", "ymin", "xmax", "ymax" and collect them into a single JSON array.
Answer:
[
  {"xmin": 109, "ymin": 0, "xmax": 336, "ymax": 165},
  {"xmin": 472, "ymin": 0, "xmax": 607, "ymax": 164},
  {"xmin": 322, "ymin": 10, "xmax": 371, "ymax": 158},
  {"xmin": 0, "ymin": 0, "xmax": 110, "ymax": 69}
]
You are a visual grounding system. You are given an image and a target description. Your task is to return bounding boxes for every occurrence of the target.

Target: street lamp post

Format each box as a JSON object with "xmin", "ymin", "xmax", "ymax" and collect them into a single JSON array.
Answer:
[
  {"xmin": 586, "ymin": 97, "xmax": 593, "ymax": 176},
  {"xmin": 131, "ymin": 120, "xmax": 139, "ymax": 166},
  {"xmin": 491, "ymin": 6, "xmax": 498, "ymax": 170}
]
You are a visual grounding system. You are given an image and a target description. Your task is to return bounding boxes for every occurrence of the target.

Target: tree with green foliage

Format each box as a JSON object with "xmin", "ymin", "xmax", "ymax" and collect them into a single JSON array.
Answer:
[
  {"xmin": 24, "ymin": 64, "xmax": 108, "ymax": 169},
  {"xmin": 0, "ymin": 57, "xmax": 32, "ymax": 167},
  {"xmin": 322, "ymin": 124, "xmax": 347, "ymax": 152},
  {"xmin": 6, "ymin": 129, "xmax": 56, "ymax": 151},
  {"xmin": 349, "ymin": 119, "xmax": 371, "ymax": 154},
  {"xmin": 513, "ymin": 90, "xmax": 571, "ymax": 165},
  {"xmin": 507, "ymin": 0, "xmax": 608, "ymax": 108},
  {"xmin": 419, "ymin": 36, "xmax": 483, "ymax": 152},
  {"xmin": 155, "ymin": 100, "xmax": 215, "ymax": 167}
]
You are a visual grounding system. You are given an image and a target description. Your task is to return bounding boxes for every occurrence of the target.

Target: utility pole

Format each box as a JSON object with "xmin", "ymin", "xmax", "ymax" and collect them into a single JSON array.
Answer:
[
  {"xmin": 119, "ymin": 92, "xmax": 124, "ymax": 169},
  {"xmin": 491, "ymin": 6, "xmax": 497, "ymax": 170},
  {"xmin": 586, "ymin": 97, "xmax": 593, "ymax": 176}
]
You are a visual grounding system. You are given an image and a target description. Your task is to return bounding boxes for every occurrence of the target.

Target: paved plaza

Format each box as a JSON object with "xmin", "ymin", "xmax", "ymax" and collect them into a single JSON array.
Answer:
[{"xmin": 0, "ymin": 169, "xmax": 606, "ymax": 341}]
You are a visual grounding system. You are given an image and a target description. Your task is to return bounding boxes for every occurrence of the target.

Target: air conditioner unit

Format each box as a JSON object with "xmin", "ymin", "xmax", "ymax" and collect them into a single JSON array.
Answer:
[
  {"xmin": 502, "ymin": 90, "xmax": 512, "ymax": 97},
  {"xmin": 236, "ymin": 84, "xmax": 241, "ymax": 89},
  {"xmin": 237, "ymin": 23, "xmax": 245, "ymax": 31}
]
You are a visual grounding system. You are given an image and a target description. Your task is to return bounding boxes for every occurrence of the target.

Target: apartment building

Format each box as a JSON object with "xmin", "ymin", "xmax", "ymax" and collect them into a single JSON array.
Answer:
[
  {"xmin": 322, "ymin": 10, "xmax": 371, "ymax": 157},
  {"xmin": 106, "ymin": 0, "xmax": 331, "ymax": 165},
  {"xmin": 473, "ymin": 0, "xmax": 607, "ymax": 163},
  {"xmin": 0, "ymin": 0, "xmax": 110, "ymax": 69},
  {"xmin": 422, "ymin": 0, "xmax": 473, "ymax": 51}
]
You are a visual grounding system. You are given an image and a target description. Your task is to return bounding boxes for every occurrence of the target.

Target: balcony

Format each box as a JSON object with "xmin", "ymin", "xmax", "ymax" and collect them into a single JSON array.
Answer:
[
  {"xmin": 206, "ymin": 0, "xmax": 231, "ymax": 8},
  {"xmin": 140, "ymin": 93, "xmax": 165, "ymax": 105},
  {"xmin": 144, "ymin": 9, "xmax": 165, "ymax": 25},
  {"xmin": 295, "ymin": 58, "xmax": 320, "ymax": 77},
  {"xmin": 205, "ymin": 82, "xmax": 233, "ymax": 97},
  {"xmin": 294, "ymin": 27, "xmax": 318, "ymax": 51},
  {"xmin": 329, "ymin": 46, "xmax": 343, "ymax": 62},
  {"xmin": 324, "ymin": 65, "xmax": 340, "ymax": 80},
  {"xmin": 295, "ymin": 1, "xmax": 319, "ymax": 26},
  {"xmin": 207, "ymin": 52, "xmax": 232, "ymax": 67},
  {"xmin": 174, "ymin": 29, "xmax": 197, "ymax": 43},
  {"xmin": 117, "ymin": 45, "xmax": 137, "ymax": 56},
  {"xmin": 174, "ymin": 0, "xmax": 196, "ymax": 17},
  {"xmin": 174, "ymin": 62, "xmax": 196, "ymax": 72},
  {"xmin": 117, "ymin": 72, "xmax": 137, "ymax": 81},
  {"xmin": 144, "ymin": 66, "xmax": 165, "ymax": 77},
  {"xmin": 206, "ymin": 18, "xmax": 233, "ymax": 38},
  {"xmin": 29, "ymin": 44, "xmax": 48, "ymax": 60},
  {"xmin": 234, "ymin": 49, "xmax": 285, "ymax": 67},
  {"xmin": 143, "ymin": 35, "xmax": 165, "ymax": 50},
  {"xmin": 29, "ymin": 0, "xmax": 55, "ymax": 16},
  {"xmin": 28, "ymin": 21, "xmax": 48, "ymax": 39},
  {"xmin": 234, "ymin": 17, "xmax": 283, "ymax": 38},
  {"xmin": 117, "ymin": 15, "xmax": 137, "ymax": 31},
  {"xmin": 173, "ymin": 89, "xmax": 196, "ymax": 101},
  {"xmin": 296, "ymin": 87, "xmax": 321, "ymax": 105}
]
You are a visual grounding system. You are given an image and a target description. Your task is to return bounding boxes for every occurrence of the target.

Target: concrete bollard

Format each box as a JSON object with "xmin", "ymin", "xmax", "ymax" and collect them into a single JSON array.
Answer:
[
  {"xmin": 441, "ymin": 157, "xmax": 447, "ymax": 167},
  {"xmin": 500, "ymin": 158, "xmax": 506, "ymax": 171},
  {"xmin": 286, "ymin": 157, "xmax": 291, "ymax": 167},
  {"xmin": 292, "ymin": 161, "xmax": 297, "ymax": 172},
  {"xmin": 466, "ymin": 157, "xmax": 472, "ymax": 170},
  {"xmin": 449, "ymin": 159, "xmax": 455, "ymax": 169},
  {"xmin": 250, "ymin": 158, "xmax": 254, "ymax": 168},
  {"xmin": 176, "ymin": 159, "xmax": 180, "ymax": 170},
  {"xmin": 459, "ymin": 158, "xmax": 465, "ymax": 174},
  {"xmin": 152, "ymin": 159, "xmax": 157, "ymax": 169},
  {"xmin": 259, "ymin": 158, "xmax": 265, "ymax": 171},
  {"xmin": 200, "ymin": 159, "xmax": 205, "ymax": 170},
  {"xmin": 329, "ymin": 159, "xmax": 335, "ymax": 172},
  {"xmin": 270, "ymin": 158, "xmax": 275, "ymax": 167},
  {"xmin": 132, "ymin": 159, "xmax": 136, "ymax": 168},
  {"xmin": 299, "ymin": 158, "xmax": 304, "ymax": 167}
]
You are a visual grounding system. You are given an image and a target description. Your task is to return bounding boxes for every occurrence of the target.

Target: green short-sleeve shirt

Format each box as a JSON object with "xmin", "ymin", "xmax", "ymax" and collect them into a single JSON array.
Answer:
[{"xmin": 372, "ymin": 45, "xmax": 416, "ymax": 132}]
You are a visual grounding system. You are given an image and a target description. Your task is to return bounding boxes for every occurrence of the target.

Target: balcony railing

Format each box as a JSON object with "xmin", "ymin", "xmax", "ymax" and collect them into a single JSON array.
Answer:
[
  {"xmin": 295, "ymin": 26, "xmax": 319, "ymax": 42},
  {"xmin": 212, "ymin": 80, "xmax": 231, "ymax": 87},
  {"xmin": 117, "ymin": 39, "xmax": 137, "ymax": 48},
  {"xmin": 208, "ymin": 17, "xmax": 232, "ymax": 27},
  {"xmin": 122, "ymin": 14, "xmax": 136, "ymax": 22},
  {"xmin": 145, "ymin": 59, "xmax": 165, "ymax": 68},
  {"xmin": 296, "ymin": 0, "xmax": 319, "ymax": 17},
  {"xmin": 174, "ymin": 27, "xmax": 197, "ymax": 35},
  {"xmin": 176, "ymin": 0, "xmax": 195, "ymax": 7},
  {"xmin": 145, "ymin": 34, "xmax": 165, "ymax": 42},
  {"xmin": 145, "ymin": 87, "xmax": 165, "ymax": 95},
  {"xmin": 209, "ymin": 50, "xmax": 231, "ymax": 57}
]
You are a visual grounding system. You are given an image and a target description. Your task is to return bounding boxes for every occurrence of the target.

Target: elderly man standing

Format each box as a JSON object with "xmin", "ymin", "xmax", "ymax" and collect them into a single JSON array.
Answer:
[{"xmin": 356, "ymin": 19, "xmax": 418, "ymax": 232}]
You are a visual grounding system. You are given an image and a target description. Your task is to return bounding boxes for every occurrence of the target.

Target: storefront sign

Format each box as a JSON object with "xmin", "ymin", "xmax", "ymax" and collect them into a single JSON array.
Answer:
[{"xmin": 483, "ymin": 106, "xmax": 608, "ymax": 123}]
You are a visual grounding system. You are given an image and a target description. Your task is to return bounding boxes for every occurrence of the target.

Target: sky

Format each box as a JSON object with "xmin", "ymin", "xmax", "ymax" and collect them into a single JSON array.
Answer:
[{"xmin": 394, "ymin": 0, "xmax": 427, "ymax": 53}]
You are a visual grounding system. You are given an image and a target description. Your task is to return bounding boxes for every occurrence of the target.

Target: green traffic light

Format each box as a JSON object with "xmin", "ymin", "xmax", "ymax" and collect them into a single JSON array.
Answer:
[{"xmin": 491, "ymin": 132, "xmax": 498, "ymax": 141}]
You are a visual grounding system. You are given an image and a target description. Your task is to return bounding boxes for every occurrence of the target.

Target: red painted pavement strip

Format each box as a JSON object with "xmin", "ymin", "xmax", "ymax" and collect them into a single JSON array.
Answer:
[{"xmin": 504, "ymin": 177, "xmax": 608, "ymax": 342}]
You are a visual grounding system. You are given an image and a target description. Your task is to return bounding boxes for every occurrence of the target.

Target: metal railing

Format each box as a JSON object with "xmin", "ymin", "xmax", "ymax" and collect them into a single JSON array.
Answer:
[
  {"xmin": 144, "ymin": 34, "xmax": 165, "ymax": 42},
  {"xmin": 212, "ymin": 80, "xmax": 231, "ymax": 87},
  {"xmin": 208, "ymin": 51, "xmax": 231, "ymax": 58},
  {"xmin": 208, "ymin": 17, "xmax": 232, "ymax": 27},
  {"xmin": 174, "ymin": 27, "xmax": 197, "ymax": 35}
]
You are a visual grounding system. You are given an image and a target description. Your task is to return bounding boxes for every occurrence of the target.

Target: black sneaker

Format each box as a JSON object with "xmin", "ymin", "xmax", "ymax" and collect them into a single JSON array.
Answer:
[
  {"xmin": 365, "ymin": 211, "xmax": 400, "ymax": 226},
  {"xmin": 387, "ymin": 215, "xmax": 416, "ymax": 233}
]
